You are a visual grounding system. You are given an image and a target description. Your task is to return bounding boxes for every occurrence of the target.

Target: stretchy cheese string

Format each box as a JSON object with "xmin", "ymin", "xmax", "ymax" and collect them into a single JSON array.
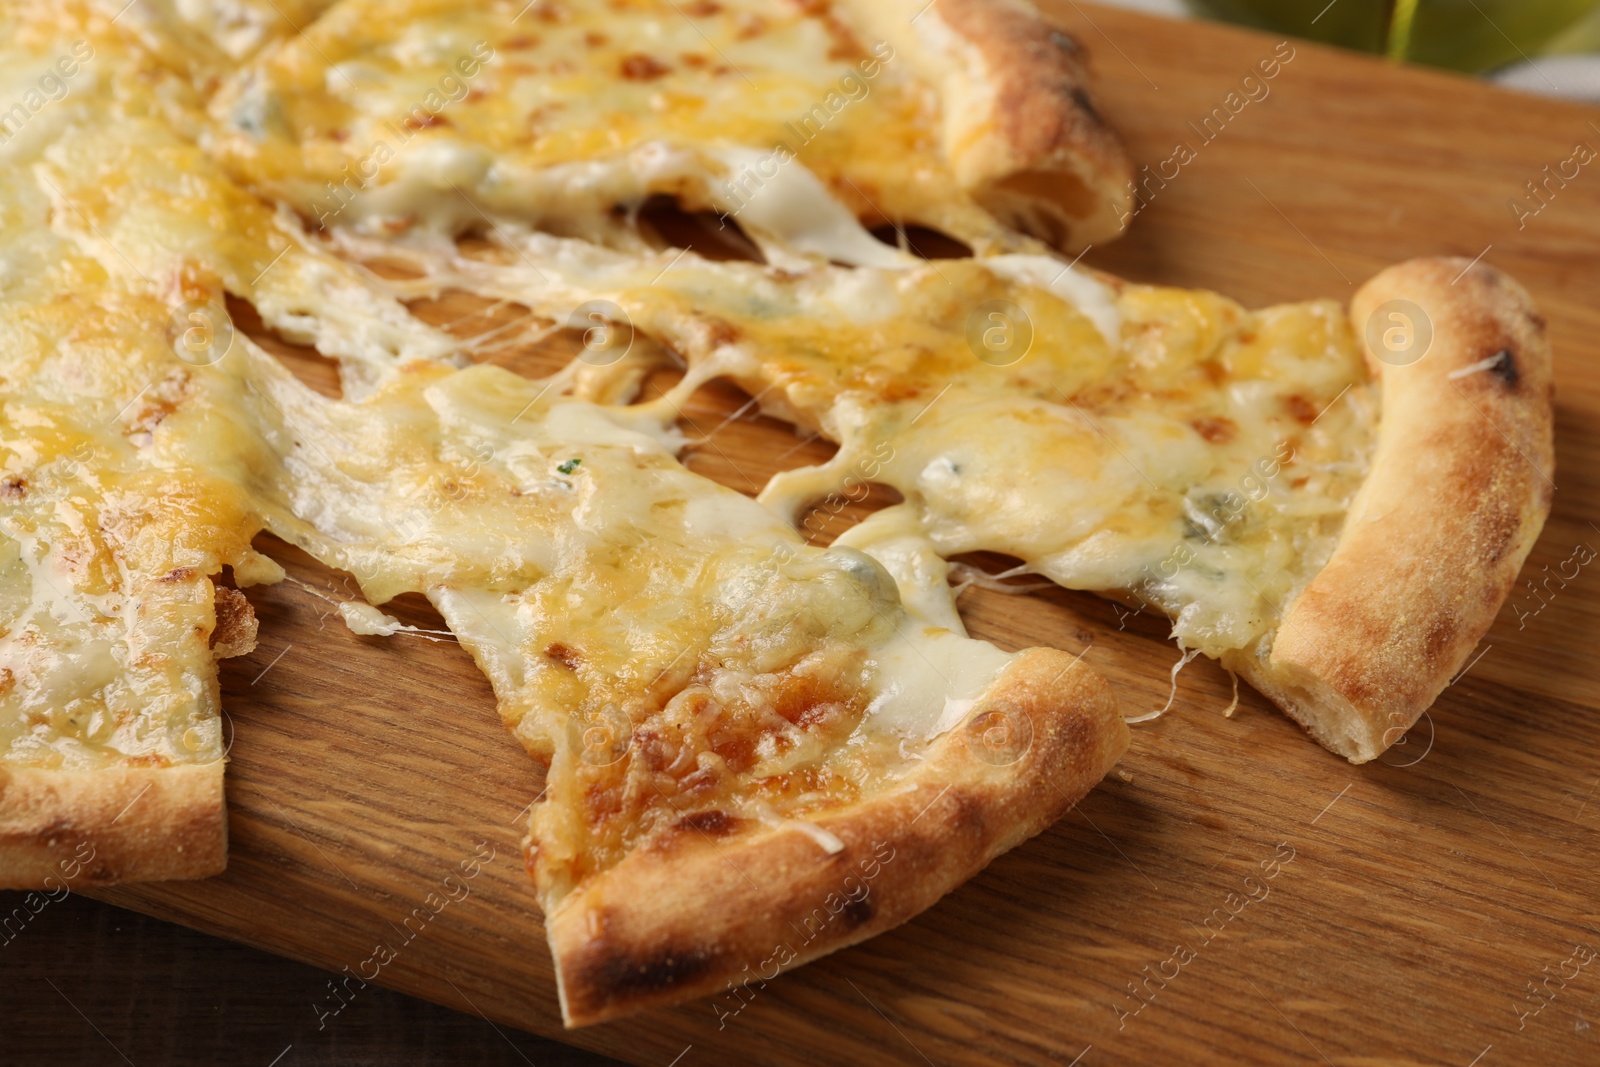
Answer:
[
  {"xmin": 947, "ymin": 562, "xmax": 1058, "ymax": 597},
  {"xmin": 1123, "ymin": 647, "xmax": 1200, "ymax": 725},
  {"xmin": 1220, "ymin": 670, "xmax": 1241, "ymax": 718}
]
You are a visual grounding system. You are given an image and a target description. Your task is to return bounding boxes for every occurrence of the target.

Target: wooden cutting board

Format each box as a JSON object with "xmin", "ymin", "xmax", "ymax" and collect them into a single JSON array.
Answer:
[{"xmin": 97, "ymin": 4, "xmax": 1600, "ymax": 1064}]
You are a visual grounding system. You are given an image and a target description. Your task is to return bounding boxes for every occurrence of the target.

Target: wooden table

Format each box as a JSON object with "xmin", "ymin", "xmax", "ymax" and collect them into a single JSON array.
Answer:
[{"xmin": 43, "ymin": 4, "xmax": 1600, "ymax": 1064}]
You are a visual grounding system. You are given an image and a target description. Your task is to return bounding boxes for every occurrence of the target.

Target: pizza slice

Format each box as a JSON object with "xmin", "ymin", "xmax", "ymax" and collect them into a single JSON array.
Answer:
[
  {"xmin": 2, "ymin": 13, "xmax": 1131, "ymax": 1029},
  {"xmin": 232, "ymin": 355, "xmax": 1128, "ymax": 1026},
  {"xmin": 351, "ymin": 225, "xmax": 1550, "ymax": 764},
  {"xmin": 204, "ymin": 0, "xmax": 1132, "ymax": 256},
  {"xmin": 739, "ymin": 256, "xmax": 1555, "ymax": 763},
  {"xmin": 0, "ymin": 2, "xmax": 458, "ymax": 889},
  {"xmin": 230, "ymin": 0, "xmax": 1549, "ymax": 765},
  {"xmin": 0, "ymin": 106, "xmax": 256, "ymax": 888}
]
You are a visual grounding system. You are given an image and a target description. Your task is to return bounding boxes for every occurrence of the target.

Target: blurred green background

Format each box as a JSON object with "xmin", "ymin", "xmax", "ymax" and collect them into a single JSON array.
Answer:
[{"xmin": 1184, "ymin": 0, "xmax": 1600, "ymax": 73}]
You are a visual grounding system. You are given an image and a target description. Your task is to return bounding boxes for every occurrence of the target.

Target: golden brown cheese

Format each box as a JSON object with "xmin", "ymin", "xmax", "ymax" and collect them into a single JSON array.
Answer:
[
  {"xmin": 0, "ymin": 181, "xmax": 261, "ymax": 771},
  {"xmin": 0, "ymin": 15, "xmax": 1034, "ymax": 915},
  {"xmin": 335, "ymin": 227, "xmax": 1374, "ymax": 662},
  {"xmin": 203, "ymin": 0, "xmax": 999, "ymax": 247},
  {"xmin": 200, "ymin": 0, "xmax": 1371, "ymax": 670}
]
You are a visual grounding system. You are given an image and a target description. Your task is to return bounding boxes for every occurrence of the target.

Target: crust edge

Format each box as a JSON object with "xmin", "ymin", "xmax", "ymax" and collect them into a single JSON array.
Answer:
[
  {"xmin": 835, "ymin": 0, "xmax": 1133, "ymax": 250},
  {"xmin": 0, "ymin": 763, "xmax": 227, "ymax": 889},
  {"xmin": 1227, "ymin": 256, "xmax": 1554, "ymax": 763},
  {"xmin": 544, "ymin": 646, "xmax": 1127, "ymax": 1026}
]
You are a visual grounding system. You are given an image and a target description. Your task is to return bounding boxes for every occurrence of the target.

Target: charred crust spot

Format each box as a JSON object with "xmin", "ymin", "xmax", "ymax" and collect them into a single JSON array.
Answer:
[
  {"xmin": 545, "ymin": 642, "xmax": 581, "ymax": 670},
  {"xmin": 942, "ymin": 789, "xmax": 987, "ymax": 840},
  {"xmin": 1069, "ymin": 86, "xmax": 1102, "ymax": 126},
  {"xmin": 1489, "ymin": 347, "xmax": 1519, "ymax": 388},
  {"xmin": 939, "ymin": 0, "xmax": 1106, "ymax": 164},
  {"xmin": 1475, "ymin": 499, "xmax": 1521, "ymax": 568},
  {"xmin": 838, "ymin": 892, "xmax": 876, "ymax": 931},
  {"xmin": 677, "ymin": 809, "xmax": 737, "ymax": 836},
  {"xmin": 0, "ymin": 476, "xmax": 26, "ymax": 501},
  {"xmin": 620, "ymin": 53, "xmax": 671, "ymax": 81},
  {"xmin": 581, "ymin": 940, "xmax": 716, "ymax": 1002}
]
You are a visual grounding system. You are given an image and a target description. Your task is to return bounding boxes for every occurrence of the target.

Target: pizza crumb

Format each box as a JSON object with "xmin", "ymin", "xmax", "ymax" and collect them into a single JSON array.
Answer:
[{"xmin": 210, "ymin": 587, "xmax": 259, "ymax": 660}]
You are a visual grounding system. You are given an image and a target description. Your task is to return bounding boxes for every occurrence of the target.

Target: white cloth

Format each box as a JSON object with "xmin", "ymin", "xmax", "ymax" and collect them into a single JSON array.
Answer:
[
  {"xmin": 1493, "ymin": 55, "xmax": 1600, "ymax": 104},
  {"xmin": 1095, "ymin": 0, "xmax": 1189, "ymax": 14}
]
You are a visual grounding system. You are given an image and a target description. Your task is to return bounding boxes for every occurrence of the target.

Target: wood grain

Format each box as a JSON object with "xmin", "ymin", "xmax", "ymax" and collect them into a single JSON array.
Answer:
[{"xmin": 91, "ymin": 5, "xmax": 1600, "ymax": 1065}]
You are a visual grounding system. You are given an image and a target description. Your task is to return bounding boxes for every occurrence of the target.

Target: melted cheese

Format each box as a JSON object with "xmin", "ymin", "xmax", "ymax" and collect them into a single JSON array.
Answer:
[
  {"xmin": 2, "ymin": 0, "xmax": 1379, "ymax": 923},
  {"xmin": 203, "ymin": 0, "xmax": 1005, "ymax": 248},
  {"xmin": 330, "ymin": 218, "xmax": 1372, "ymax": 664},
  {"xmin": 706, "ymin": 145, "xmax": 913, "ymax": 269},
  {"xmin": 0, "ymin": 11, "xmax": 1037, "ymax": 911}
]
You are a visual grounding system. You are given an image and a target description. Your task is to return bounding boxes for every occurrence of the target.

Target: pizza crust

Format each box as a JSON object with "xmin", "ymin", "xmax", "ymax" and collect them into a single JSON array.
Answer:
[
  {"xmin": 1223, "ymin": 257, "xmax": 1555, "ymax": 763},
  {"xmin": 0, "ymin": 764, "xmax": 227, "ymax": 889},
  {"xmin": 835, "ymin": 0, "xmax": 1133, "ymax": 250},
  {"xmin": 542, "ymin": 647, "xmax": 1127, "ymax": 1026}
]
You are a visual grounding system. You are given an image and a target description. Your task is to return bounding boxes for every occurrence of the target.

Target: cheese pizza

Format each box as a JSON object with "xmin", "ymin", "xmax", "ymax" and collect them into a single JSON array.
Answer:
[
  {"xmin": 0, "ymin": 0, "xmax": 1555, "ymax": 1031},
  {"xmin": 219, "ymin": 0, "xmax": 1548, "ymax": 766},
  {"xmin": 203, "ymin": 0, "xmax": 1132, "ymax": 255},
  {"xmin": 321, "ymin": 195, "xmax": 1551, "ymax": 765},
  {"xmin": 0, "ymin": 0, "xmax": 1131, "ymax": 1026}
]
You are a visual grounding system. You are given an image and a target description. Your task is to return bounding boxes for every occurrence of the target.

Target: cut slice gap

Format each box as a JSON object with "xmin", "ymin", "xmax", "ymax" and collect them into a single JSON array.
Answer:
[
  {"xmin": 868, "ymin": 224, "xmax": 974, "ymax": 260},
  {"xmin": 223, "ymin": 536, "xmax": 529, "ymax": 790},
  {"xmin": 225, "ymin": 295, "xmax": 342, "ymax": 400},
  {"xmin": 616, "ymin": 359, "xmax": 842, "ymax": 492},
  {"xmin": 946, "ymin": 551, "xmax": 1059, "ymax": 598},
  {"xmin": 403, "ymin": 289, "xmax": 566, "ymax": 377},
  {"xmin": 1037, "ymin": 581, "xmax": 1174, "ymax": 646},
  {"xmin": 629, "ymin": 363, "xmax": 687, "ymax": 407},
  {"xmin": 635, "ymin": 195, "xmax": 766, "ymax": 263},
  {"xmin": 657, "ymin": 375, "xmax": 839, "ymax": 496},
  {"xmin": 373, "ymin": 590, "xmax": 452, "ymax": 634},
  {"xmin": 948, "ymin": 551, "xmax": 1031, "ymax": 584},
  {"xmin": 452, "ymin": 234, "xmax": 527, "ymax": 267},
  {"xmin": 244, "ymin": 534, "xmax": 455, "ymax": 645},
  {"xmin": 342, "ymin": 249, "xmax": 428, "ymax": 282},
  {"xmin": 796, "ymin": 482, "xmax": 904, "ymax": 546},
  {"xmin": 401, "ymin": 286, "xmax": 682, "ymax": 402}
]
